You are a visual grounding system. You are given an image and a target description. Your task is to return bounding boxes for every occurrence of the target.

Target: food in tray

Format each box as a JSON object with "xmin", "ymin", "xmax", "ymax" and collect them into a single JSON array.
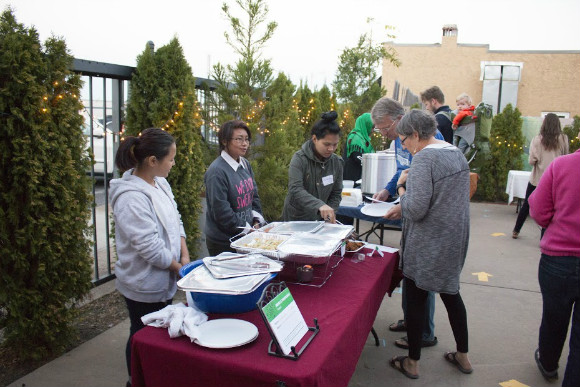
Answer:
[
  {"xmin": 260, "ymin": 224, "xmax": 276, "ymax": 233},
  {"xmin": 241, "ymin": 238, "xmax": 283, "ymax": 251},
  {"xmin": 345, "ymin": 240, "xmax": 365, "ymax": 251}
]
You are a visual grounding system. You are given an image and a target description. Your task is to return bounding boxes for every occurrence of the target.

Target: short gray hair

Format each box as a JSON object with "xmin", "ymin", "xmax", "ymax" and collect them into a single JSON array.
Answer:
[
  {"xmin": 396, "ymin": 109, "xmax": 437, "ymax": 140},
  {"xmin": 371, "ymin": 97, "xmax": 405, "ymax": 123}
]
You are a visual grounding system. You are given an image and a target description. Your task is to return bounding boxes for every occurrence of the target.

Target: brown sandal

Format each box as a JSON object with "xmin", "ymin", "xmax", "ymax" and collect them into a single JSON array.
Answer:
[
  {"xmin": 390, "ymin": 356, "xmax": 419, "ymax": 379},
  {"xmin": 389, "ymin": 319, "xmax": 406, "ymax": 332}
]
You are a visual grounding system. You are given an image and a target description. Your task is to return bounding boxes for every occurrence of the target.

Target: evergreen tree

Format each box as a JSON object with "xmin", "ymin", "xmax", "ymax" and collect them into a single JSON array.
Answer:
[
  {"xmin": 255, "ymin": 73, "xmax": 303, "ymax": 219},
  {"xmin": 332, "ymin": 24, "xmax": 399, "ymax": 118},
  {"xmin": 295, "ymin": 82, "xmax": 317, "ymax": 132},
  {"xmin": 125, "ymin": 38, "xmax": 205, "ymax": 255},
  {"xmin": 563, "ymin": 115, "xmax": 580, "ymax": 153},
  {"xmin": 0, "ymin": 9, "xmax": 93, "ymax": 358},
  {"xmin": 478, "ymin": 104, "xmax": 524, "ymax": 201},
  {"xmin": 208, "ymin": 0, "xmax": 302, "ymax": 220},
  {"xmin": 317, "ymin": 85, "xmax": 333, "ymax": 114},
  {"xmin": 208, "ymin": 0, "xmax": 277, "ymax": 140}
]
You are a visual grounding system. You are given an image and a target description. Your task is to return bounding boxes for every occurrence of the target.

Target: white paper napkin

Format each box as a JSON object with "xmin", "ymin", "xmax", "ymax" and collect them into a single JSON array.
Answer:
[{"xmin": 141, "ymin": 302, "xmax": 208, "ymax": 341}]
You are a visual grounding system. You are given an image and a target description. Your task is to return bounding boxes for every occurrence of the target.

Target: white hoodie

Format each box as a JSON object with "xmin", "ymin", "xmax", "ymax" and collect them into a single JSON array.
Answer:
[{"xmin": 109, "ymin": 169, "xmax": 185, "ymax": 303}]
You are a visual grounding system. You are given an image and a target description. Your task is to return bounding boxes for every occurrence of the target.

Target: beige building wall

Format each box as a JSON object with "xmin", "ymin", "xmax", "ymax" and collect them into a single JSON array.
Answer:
[{"xmin": 381, "ymin": 31, "xmax": 580, "ymax": 117}]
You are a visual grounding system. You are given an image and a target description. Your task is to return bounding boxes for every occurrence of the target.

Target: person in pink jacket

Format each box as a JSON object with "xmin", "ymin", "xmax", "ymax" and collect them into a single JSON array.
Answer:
[{"xmin": 528, "ymin": 149, "xmax": 580, "ymax": 386}]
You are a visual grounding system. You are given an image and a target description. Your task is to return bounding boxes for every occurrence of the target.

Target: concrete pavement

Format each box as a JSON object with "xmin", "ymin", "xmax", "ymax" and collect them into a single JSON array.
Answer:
[{"xmin": 8, "ymin": 202, "xmax": 569, "ymax": 387}]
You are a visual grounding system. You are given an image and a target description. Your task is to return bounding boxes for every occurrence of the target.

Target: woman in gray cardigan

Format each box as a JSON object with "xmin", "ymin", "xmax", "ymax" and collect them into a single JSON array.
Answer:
[{"xmin": 385, "ymin": 109, "xmax": 472, "ymax": 379}]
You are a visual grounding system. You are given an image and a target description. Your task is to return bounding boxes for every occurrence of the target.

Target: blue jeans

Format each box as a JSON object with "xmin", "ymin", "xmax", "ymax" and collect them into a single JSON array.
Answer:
[
  {"xmin": 454, "ymin": 135, "xmax": 470, "ymax": 154},
  {"xmin": 402, "ymin": 278, "xmax": 436, "ymax": 341},
  {"xmin": 538, "ymin": 253, "xmax": 580, "ymax": 387}
]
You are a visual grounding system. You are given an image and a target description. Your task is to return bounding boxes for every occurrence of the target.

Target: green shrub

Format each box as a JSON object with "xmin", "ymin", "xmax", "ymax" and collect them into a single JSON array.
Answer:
[
  {"xmin": 477, "ymin": 104, "xmax": 524, "ymax": 201},
  {"xmin": 563, "ymin": 115, "xmax": 580, "ymax": 153},
  {"xmin": 124, "ymin": 38, "xmax": 205, "ymax": 256},
  {"xmin": 0, "ymin": 9, "xmax": 93, "ymax": 358}
]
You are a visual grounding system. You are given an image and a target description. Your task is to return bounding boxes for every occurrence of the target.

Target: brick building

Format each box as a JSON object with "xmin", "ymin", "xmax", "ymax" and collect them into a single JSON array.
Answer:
[{"xmin": 381, "ymin": 25, "xmax": 580, "ymax": 118}]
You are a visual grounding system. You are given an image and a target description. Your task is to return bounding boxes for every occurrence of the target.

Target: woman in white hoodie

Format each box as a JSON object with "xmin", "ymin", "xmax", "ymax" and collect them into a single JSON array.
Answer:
[{"xmin": 109, "ymin": 128, "xmax": 189, "ymax": 384}]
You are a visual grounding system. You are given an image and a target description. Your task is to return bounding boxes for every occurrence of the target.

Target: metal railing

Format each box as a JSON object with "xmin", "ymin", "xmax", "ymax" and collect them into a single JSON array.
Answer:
[
  {"xmin": 72, "ymin": 59, "xmax": 225, "ymax": 286},
  {"xmin": 73, "ymin": 59, "xmax": 132, "ymax": 286}
]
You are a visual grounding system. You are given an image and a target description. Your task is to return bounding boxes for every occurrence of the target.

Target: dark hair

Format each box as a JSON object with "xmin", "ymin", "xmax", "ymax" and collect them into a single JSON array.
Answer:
[
  {"xmin": 420, "ymin": 86, "xmax": 445, "ymax": 104},
  {"xmin": 311, "ymin": 111, "xmax": 340, "ymax": 139},
  {"xmin": 540, "ymin": 113, "xmax": 564, "ymax": 150},
  {"xmin": 218, "ymin": 120, "xmax": 251, "ymax": 153},
  {"xmin": 115, "ymin": 128, "xmax": 175, "ymax": 171}
]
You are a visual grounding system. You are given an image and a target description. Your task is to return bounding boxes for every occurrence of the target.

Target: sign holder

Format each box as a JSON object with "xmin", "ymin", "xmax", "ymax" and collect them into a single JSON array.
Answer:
[{"xmin": 256, "ymin": 281, "xmax": 319, "ymax": 360}]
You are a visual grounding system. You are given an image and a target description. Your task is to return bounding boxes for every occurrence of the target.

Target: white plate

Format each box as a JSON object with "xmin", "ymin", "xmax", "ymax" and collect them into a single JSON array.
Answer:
[
  {"xmin": 194, "ymin": 319, "xmax": 258, "ymax": 349},
  {"xmin": 360, "ymin": 202, "xmax": 396, "ymax": 217}
]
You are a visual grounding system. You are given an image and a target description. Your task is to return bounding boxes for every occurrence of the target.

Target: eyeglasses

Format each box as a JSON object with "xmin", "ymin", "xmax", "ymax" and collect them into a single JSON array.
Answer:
[
  {"xmin": 400, "ymin": 136, "xmax": 409, "ymax": 145},
  {"xmin": 375, "ymin": 117, "xmax": 399, "ymax": 131},
  {"xmin": 231, "ymin": 137, "xmax": 250, "ymax": 144}
]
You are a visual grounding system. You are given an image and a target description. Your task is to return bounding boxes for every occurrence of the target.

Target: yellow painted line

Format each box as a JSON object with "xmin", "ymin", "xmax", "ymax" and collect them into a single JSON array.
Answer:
[
  {"xmin": 472, "ymin": 272, "xmax": 493, "ymax": 282},
  {"xmin": 499, "ymin": 379, "xmax": 529, "ymax": 387},
  {"xmin": 491, "ymin": 232, "xmax": 505, "ymax": 237}
]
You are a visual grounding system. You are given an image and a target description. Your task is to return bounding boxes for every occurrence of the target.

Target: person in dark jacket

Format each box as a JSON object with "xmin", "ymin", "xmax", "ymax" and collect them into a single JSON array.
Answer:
[
  {"xmin": 282, "ymin": 111, "xmax": 343, "ymax": 223},
  {"xmin": 420, "ymin": 86, "xmax": 453, "ymax": 144}
]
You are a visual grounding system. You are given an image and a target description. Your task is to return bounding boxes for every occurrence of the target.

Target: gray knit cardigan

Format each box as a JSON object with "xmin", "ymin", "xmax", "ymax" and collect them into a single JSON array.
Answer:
[{"xmin": 399, "ymin": 144, "xmax": 470, "ymax": 294}]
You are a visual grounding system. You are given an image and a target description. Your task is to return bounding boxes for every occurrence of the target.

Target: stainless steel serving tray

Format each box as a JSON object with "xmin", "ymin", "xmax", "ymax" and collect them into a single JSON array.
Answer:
[
  {"xmin": 177, "ymin": 264, "xmax": 271, "ymax": 295},
  {"xmin": 312, "ymin": 223, "xmax": 354, "ymax": 240},
  {"xmin": 230, "ymin": 232, "xmax": 290, "ymax": 259}
]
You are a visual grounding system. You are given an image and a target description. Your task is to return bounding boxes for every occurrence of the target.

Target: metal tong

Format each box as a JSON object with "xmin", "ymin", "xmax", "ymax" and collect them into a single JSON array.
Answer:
[{"xmin": 209, "ymin": 254, "xmax": 271, "ymax": 270}]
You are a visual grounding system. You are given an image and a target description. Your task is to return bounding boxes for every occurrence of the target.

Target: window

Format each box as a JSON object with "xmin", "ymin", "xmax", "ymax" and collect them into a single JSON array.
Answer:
[
  {"xmin": 541, "ymin": 111, "xmax": 570, "ymax": 119},
  {"xmin": 480, "ymin": 61, "xmax": 523, "ymax": 114}
]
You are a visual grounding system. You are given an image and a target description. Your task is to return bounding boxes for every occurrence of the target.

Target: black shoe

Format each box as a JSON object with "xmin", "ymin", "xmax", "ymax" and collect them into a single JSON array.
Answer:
[
  {"xmin": 394, "ymin": 336, "xmax": 438, "ymax": 349},
  {"xmin": 535, "ymin": 348, "xmax": 558, "ymax": 381}
]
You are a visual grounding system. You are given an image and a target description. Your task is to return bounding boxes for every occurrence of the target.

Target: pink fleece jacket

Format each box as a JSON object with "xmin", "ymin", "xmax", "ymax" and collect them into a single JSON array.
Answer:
[{"xmin": 528, "ymin": 149, "xmax": 580, "ymax": 258}]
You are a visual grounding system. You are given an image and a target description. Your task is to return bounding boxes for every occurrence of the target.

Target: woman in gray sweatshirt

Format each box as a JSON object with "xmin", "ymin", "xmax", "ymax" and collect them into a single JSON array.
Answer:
[
  {"xmin": 204, "ymin": 120, "xmax": 264, "ymax": 256},
  {"xmin": 385, "ymin": 109, "xmax": 472, "ymax": 379}
]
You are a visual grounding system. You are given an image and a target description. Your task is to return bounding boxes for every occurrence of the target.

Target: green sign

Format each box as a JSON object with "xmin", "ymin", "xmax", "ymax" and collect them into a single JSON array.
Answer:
[{"xmin": 262, "ymin": 288, "xmax": 294, "ymax": 322}]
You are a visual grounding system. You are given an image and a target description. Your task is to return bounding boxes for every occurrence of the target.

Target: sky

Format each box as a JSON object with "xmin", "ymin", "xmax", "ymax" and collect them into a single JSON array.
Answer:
[{"xmin": 2, "ymin": 0, "xmax": 579, "ymax": 90}]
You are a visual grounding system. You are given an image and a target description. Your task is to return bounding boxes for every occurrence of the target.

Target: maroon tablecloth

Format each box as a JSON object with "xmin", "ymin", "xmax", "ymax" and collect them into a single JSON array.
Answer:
[{"xmin": 131, "ymin": 249, "xmax": 399, "ymax": 387}]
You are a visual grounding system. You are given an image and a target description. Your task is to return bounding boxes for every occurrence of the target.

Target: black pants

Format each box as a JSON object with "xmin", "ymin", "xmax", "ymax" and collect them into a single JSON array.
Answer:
[
  {"xmin": 405, "ymin": 277, "xmax": 468, "ymax": 360},
  {"xmin": 124, "ymin": 297, "xmax": 172, "ymax": 377},
  {"xmin": 513, "ymin": 182, "xmax": 536, "ymax": 233},
  {"xmin": 206, "ymin": 238, "xmax": 236, "ymax": 257}
]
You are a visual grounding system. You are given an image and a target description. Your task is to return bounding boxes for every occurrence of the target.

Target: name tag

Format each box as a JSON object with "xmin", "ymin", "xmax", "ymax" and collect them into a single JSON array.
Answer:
[{"xmin": 322, "ymin": 174, "xmax": 334, "ymax": 186}]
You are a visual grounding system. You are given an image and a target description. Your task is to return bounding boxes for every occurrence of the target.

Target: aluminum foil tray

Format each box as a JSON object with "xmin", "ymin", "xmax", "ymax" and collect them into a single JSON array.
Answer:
[
  {"xmin": 276, "ymin": 234, "xmax": 342, "ymax": 265},
  {"xmin": 263, "ymin": 221, "xmax": 324, "ymax": 234},
  {"xmin": 257, "ymin": 222, "xmax": 282, "ymax": 233},
  {"xmin": 230, "ymin": 232, "xmax": 290, "ymax": 259},
  {"xmin": 177, "ymin": 263, "xmax": 271, "ymax": 295},
  {"xmin": 202, "ymin": 252, "xmax": 283, "ymax": 279},
  {"xmin": 313, "ymin": 223, "xmax": 354, "ymax": 240}
]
